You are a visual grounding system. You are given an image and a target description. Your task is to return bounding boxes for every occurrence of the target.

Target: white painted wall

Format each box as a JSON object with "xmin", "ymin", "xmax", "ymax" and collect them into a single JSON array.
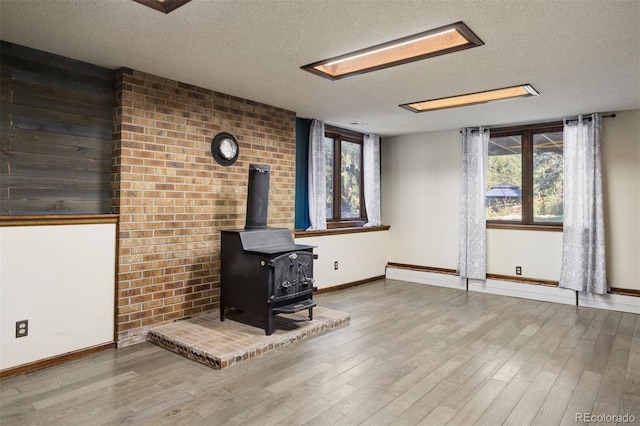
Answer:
[
  {"xmin": 601, "ymin": 109, "xmax": 640, "ymax": 290},
  {"xmin": 487, "ymin": 229, "xmax": 563, "ymax": 280},
  {"xmin": 382, "ymin": 129, "xmax": 462, "ymax": 270},
  {"xmin": 382, "ymin": 109, "xmax": 640, "ymax": 290},
  {"xmin": 295, "ymin": 230, "xmax": 389, "ymax": 289},
  {"xmin": 0, "ymin": 224, "xmax": 116, "ymax": 370}
]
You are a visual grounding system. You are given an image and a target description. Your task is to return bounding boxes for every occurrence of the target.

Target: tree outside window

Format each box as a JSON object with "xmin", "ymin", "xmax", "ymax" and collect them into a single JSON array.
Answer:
[
  {"xmin": 324, "ymin": 126, "xmax": 366, "ymax": 228},
  {"xmin": 487, "ymin": 123, "xmax": 563, "ymax": 227}
]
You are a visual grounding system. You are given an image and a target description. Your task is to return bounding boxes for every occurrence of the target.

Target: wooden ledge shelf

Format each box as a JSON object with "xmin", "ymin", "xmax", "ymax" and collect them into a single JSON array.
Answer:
[
  {"xmin": 294, "ymin": 225, "xmax": 390, "ymax": 238},
  {"xmin": 0, "ymin": 214, "xmax": 119, "ymax": 227},
  {"xmin": 487, "ymin": 223, "xmax": 563, "ymax": 232}
]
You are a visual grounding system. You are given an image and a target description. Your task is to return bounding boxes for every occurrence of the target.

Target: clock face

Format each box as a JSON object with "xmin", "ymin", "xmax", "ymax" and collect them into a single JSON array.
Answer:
[
  {"xmin": 219, "ymin": 138, "xmax": 238, "ymax": 160},
  {"xmin": 211, "ymin": 132, "xmax": 239, "ymax": 166}
]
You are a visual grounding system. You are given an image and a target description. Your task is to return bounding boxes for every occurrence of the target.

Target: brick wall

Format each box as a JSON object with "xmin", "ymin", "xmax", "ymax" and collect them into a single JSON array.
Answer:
[{"xmin": 112, "ymin": 68, "xmax": 296, "ymax": 346}]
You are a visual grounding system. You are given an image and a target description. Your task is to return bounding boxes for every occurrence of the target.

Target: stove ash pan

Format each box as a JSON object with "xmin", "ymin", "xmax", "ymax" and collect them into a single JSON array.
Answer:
[{"xmin": 220, "ymin": 228, "xmax": 318, "ymax": 335}]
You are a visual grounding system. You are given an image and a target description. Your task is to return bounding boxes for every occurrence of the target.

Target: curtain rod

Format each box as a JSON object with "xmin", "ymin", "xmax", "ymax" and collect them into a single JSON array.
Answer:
[
  {"xmin": 460, "ymin": 113, "xmax": 617, "ymax": 133},
  {"xmin": 564, "ymin": 113, "xmax": 616, "ymax": 124},
  {"xmin": 460, "ymin": 128, "xmax": 489, "ymax": 134}
]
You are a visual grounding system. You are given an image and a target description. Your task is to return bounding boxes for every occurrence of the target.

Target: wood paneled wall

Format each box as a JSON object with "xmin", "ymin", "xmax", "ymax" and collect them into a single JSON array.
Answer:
[{"xmin": 0, "ymin": 41, "xmax": 114, "ymax": 215}]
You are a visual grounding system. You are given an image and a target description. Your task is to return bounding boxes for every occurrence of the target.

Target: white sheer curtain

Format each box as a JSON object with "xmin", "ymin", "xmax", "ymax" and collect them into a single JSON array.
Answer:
[
  {"xmin": 559, "ymin": 114, "xmax": 608, "ymax": 294},
  {"xmin": 307, "ymin": 119, "xmax": 326, "ymax": 230},
  {"xmin": 458, "ymin": 128, "xmax": 489, "ymax": 280},
  {"xmin": 363, "ymin": 133, "xmax": 381, "ymax": 227}
]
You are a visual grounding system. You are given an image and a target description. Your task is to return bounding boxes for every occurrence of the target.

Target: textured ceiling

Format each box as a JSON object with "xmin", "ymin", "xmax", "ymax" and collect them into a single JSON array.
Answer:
[{"xmin": 1, "ymin": 0, "xmax": 639, "ymax": 136}]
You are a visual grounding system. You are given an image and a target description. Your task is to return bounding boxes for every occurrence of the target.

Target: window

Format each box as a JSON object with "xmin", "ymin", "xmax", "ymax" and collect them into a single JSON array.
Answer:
[
  {"xmin": 324, "ymin": 126, "xmax": 366, "ymax": 227},
  {"xmin": 486, "ymin": 123, "xmax": 564, "ymax": 227}
]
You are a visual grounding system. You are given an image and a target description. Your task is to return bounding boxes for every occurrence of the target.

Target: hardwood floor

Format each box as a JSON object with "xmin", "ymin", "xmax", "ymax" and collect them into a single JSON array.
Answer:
[{"xmin": 1, "ymin": 279, "xmax": 639, "ymax": 425}]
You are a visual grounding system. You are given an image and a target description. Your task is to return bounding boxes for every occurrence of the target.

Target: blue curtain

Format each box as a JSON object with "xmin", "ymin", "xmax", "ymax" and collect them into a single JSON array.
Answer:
[{"xmin": 294, "ymin": 118, "xmax": 311, "ymax": 229}]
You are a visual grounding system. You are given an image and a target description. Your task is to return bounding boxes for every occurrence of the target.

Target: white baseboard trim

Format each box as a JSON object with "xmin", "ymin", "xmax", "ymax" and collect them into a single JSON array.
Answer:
[
  {"xmin": 386, "ymin": 266, "xmax": 640, "ymax": 314},
  {"xmin": 578, "ymin": 292, "xmax": 640, "ymax": 314},
  {"xmin": 468, "ymin": 278, "xmax": 575, "ymax": 306},
  {"xmin": 385, "ymin": 267, "xmax": 466, "ymax": 290}
]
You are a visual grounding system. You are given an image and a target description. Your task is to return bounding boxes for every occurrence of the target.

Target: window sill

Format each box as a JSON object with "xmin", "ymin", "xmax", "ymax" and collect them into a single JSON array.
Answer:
[
  {"xmin": 486, "ymin": 222, "xmax": 563, "ymax": 232},
  {"xmin": 327, "ymin": 219, "xmax": 367, "ymax": 229},
  {"xmin": 294, "ymin": 225, "xmax": 390, "ymax": 238}
]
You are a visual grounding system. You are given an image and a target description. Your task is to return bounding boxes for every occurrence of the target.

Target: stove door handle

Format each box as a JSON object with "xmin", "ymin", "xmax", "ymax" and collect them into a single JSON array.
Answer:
[{"xmin": 268, "ymin": 251, "xmax": 311, "ymax": 267}]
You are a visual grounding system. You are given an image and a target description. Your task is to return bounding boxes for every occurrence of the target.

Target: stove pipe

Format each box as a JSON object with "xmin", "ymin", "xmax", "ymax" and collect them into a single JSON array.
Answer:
[{"xmin": 245, "ymin": 164, "xmax": 270, "ymax": 230}]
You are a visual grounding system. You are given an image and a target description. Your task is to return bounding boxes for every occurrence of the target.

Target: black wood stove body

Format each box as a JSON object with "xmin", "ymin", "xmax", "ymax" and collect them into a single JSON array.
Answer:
[
  {"xmin": 220, "ymin": 164, "xmax": 317, "ymax": 335},
  {"xmin": 220, "ymin": 228, "xmax": 317, "ymax": 335}
]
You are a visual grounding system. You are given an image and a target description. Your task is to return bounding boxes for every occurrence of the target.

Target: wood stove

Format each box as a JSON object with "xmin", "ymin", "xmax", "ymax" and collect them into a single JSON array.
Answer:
[{"xmin": 220, "ymin": 164, "xmax": 317, "ymax": 335}]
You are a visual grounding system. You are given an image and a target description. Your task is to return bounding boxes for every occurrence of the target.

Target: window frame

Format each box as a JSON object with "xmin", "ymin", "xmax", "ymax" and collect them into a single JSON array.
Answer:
[
  {"xmin": 324, "ymin": 125, "xmax": 367, "ymax": 228},
  {"xmin": 487, "ymin": 121, "xmax": 564, "ymax": 231}
]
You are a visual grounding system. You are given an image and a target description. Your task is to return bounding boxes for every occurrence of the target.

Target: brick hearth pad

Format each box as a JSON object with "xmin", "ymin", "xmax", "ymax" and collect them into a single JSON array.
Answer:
[{"xmin": 147, "ymin": 307, "xmax": 350, "ymax": 369}]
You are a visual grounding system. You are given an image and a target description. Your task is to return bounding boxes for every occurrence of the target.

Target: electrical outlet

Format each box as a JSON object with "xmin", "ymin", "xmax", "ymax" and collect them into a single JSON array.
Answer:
[
  {"xmin": 16, "ymin": 320, "xmax": 28, "ymax": 338},
  {"xmin": 334, "ymin": 261, "xmax": 339, "ymax": 270},
  {"xmin": 516, "ymin": 266, "xmax": 522, "ymax": 276}
]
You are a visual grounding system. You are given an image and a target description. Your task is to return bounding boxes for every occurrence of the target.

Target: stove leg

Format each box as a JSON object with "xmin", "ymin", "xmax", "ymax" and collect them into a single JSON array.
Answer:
[
  {"xmin": 265, "ymin": 313, "xmax": 274, "ymax": 336},
  {"xmin": 220, "ymin": 304, "xmax": 225, "ymax": 322},
  {"xmin": 309, "ymin": 307, "xmax": 313, "ymax": 321}
]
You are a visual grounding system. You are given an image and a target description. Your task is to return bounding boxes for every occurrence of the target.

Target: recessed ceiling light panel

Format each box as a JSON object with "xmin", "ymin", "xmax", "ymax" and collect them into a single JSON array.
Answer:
[
  {"xmin": 400, "ymin": 84, "xmax": 539, "ymax": 112},
  {"xmin": 301, "ymin": 21, "xmax": 483, "ymax": 80}
]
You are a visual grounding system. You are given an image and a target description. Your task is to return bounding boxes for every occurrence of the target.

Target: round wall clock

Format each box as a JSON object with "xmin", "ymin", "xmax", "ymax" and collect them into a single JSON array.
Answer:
[{"xmin": 211, "ymin": 132, "xmax": 239, "ymax": 166}]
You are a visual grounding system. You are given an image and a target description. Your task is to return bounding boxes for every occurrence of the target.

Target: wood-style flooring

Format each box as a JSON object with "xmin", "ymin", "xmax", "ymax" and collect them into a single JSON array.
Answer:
[{"xmin": 1, "ymin": 279, "xmax": 639, "ymax": 425}]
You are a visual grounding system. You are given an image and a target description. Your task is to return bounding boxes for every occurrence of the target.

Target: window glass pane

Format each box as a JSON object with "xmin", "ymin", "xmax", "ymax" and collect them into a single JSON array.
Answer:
[
  {"xmin": 340, "ymin": 140, "xmax": 361, "ymax": 219},
  {"xmin": 324, "ymin": 137, "xmax": 334, "ymax": 219},
  {"xmin": 533, "ymin": 132, "xmax": 563, "ymax": 222},
  {"xmin": 487, "ymin": 135, "xmax": 522, "ymax": 221}
]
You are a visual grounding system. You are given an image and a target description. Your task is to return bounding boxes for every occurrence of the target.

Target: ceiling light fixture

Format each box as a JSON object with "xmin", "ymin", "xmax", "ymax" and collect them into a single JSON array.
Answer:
[
  {"xmin": 400, "ymin": 84, "xmax": 540, "ymax": 112},
  {"xmin": 301, "ymin": 21, "xmax": 483, "ymax": 80},
  {"xmin": 132, "ymin": 0, "xmax": 191, "ymax": 14}
]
